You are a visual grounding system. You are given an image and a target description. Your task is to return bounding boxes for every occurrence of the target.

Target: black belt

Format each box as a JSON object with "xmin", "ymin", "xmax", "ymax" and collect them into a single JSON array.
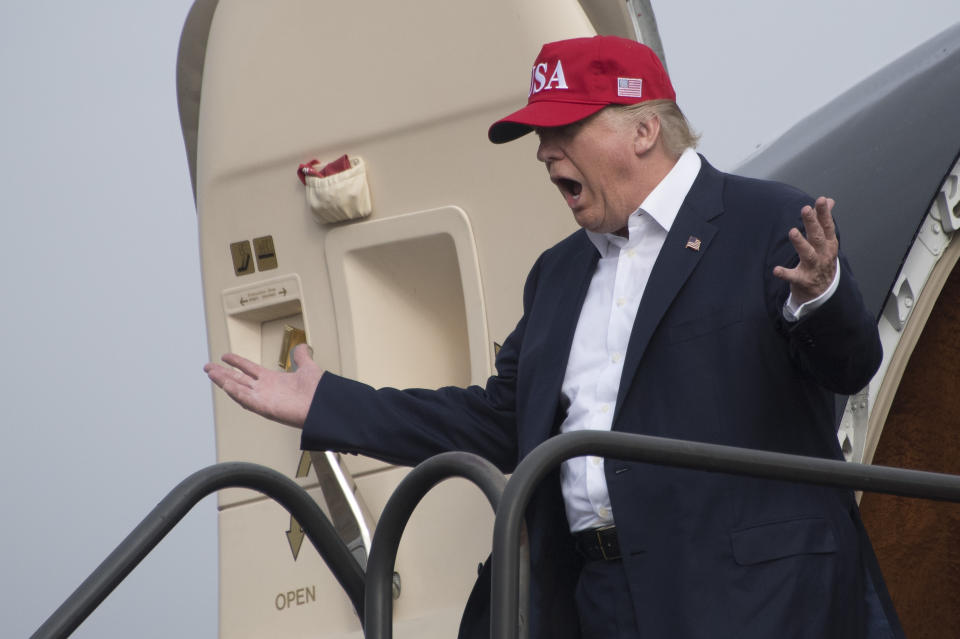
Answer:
[{"xmin": 573, "ymin": 525, "xmax": 621, "ymax": 561}]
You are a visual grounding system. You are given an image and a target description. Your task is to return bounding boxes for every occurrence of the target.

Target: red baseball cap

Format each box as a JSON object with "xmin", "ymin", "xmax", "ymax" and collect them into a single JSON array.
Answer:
[{"xmin": 488, "ymin": 36, "xmax": 676, "ymax": 144}]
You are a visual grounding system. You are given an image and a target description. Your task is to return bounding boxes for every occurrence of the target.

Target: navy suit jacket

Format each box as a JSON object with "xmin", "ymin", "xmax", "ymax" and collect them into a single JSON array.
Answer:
[{"xmin": 302, "ymin": 158, "xmax": 903, "ymax": 638}]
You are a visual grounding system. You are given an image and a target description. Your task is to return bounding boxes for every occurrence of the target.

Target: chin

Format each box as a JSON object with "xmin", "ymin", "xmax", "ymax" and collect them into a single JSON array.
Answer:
[{"xmin": 572, "ymin": 210, "xmax": 601, "ymax": 231}]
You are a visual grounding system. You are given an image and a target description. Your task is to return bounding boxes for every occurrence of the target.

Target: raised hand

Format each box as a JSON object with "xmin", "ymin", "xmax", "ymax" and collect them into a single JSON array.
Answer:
[
  {"xmin": 203, "ymin": 343, "xmax": 323, "ymax": 428},
  {"xmin": 773, "ymin": 196, "xmax": 839, "ymax": 304}
]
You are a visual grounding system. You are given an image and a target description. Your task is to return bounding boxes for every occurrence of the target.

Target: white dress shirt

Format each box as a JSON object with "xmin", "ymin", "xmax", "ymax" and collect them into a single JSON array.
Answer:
[{"xmin": 558, "ymin": 149, "xmax": 838, "ymax": 532}]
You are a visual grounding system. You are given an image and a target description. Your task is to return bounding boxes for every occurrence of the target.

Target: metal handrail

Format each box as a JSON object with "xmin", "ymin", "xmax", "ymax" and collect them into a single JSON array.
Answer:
[
  {"xmin": 490, "ymin": 431, "xmax": 960, "ymax": 639},
  {"xmin": 36, "ymin": 434, "xmax": 960, "ymax": 639},
  {"xmin": 31, "ymin": 462, "xmax": 365, "ymax": 639},
  {"xmin": 364, "ymin": 452, "xmax": 508, "ymax": 639}
]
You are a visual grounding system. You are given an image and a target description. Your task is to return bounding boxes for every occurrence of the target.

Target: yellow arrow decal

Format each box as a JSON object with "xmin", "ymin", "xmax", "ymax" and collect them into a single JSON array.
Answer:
[
  {"xmin": 286, "ymin": 515, "xmax": 305, "ymax": 560},
  {"xmin": 296, "ymin": 451, "xmax": 311, "ymax": 478}
]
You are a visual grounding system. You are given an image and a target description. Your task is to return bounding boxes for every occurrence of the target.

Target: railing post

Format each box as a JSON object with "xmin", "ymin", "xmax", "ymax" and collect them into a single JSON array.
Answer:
[{"xmin": 364, "ymin": 452, "xmax": 508, "ymax": 639}]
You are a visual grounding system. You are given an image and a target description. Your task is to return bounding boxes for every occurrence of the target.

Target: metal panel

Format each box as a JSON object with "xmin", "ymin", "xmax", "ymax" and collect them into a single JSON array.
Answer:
[{"xmin": 737, "ymin": 24, "xmax": 960, "ymax": 321}]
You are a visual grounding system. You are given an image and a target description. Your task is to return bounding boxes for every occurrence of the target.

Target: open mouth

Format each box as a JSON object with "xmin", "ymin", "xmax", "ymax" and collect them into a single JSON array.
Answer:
[{"xmin": 554, "ymin": 177, "xmax": 583, "ymax": 205}]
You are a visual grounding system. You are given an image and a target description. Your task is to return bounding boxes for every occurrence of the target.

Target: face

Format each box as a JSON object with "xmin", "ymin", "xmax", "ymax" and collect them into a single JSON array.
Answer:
[{"xmin": 535, "ymin": 109, "xmax": 645, "ymax": 234}]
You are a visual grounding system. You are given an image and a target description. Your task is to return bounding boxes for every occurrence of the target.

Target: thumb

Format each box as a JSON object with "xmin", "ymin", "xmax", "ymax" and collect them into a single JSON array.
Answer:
[{"xmin": 291, "ymin": 343, "xmax": 314, "ymax": 371}]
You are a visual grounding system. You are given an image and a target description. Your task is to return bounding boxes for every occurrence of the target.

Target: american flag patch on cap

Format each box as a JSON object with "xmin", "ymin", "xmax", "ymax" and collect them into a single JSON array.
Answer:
[{"xmin": 617, "ymin": 77, "xmax": 643, "ymax": 98}]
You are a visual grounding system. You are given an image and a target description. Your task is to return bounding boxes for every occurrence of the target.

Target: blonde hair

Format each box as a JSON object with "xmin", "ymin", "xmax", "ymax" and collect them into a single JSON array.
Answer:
[{"xmin": 609, "ymin": 100, "xmax": 700, "ymax": 159}]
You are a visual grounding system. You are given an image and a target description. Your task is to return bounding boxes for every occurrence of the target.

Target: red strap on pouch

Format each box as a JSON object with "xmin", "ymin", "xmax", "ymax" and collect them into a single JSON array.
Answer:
[{"xmin": 297, "ymin": 154, "xmax": 351, "ymax": 184}]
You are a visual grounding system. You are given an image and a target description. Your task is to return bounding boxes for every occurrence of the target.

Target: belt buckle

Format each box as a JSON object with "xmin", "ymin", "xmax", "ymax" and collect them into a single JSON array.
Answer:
[{"xmin": 595, "ymin": 525, "xmax": 615, "ymax": 561}]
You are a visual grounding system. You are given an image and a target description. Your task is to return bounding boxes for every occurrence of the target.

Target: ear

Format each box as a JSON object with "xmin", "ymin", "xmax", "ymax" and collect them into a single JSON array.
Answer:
[{"xmin": 633, "ymin": 115, "xmax": 661, "ymax": 156}]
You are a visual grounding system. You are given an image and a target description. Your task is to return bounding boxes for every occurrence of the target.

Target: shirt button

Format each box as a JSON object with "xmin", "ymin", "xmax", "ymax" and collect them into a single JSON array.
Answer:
[
  {"xmin": 600, "ymin": 404, "xmax": 610, "ymax": 413},
  {"xmin": 611, "ymin": 353, "xmax": 621, "ymax": 363},
  {"xmin": 598, "ymin": 507, "xmax": 610, "ymax": 518},
  {"xmin": 626, "ymin": 249, "xmax": 636, "ymax": 258},
  {"xmin": 616, "ymin": 297, "xmax": 626, "ymax": 307},
  {"xmin": 591, "ymin": 456, "xmax": 602, "ymax": 467}
]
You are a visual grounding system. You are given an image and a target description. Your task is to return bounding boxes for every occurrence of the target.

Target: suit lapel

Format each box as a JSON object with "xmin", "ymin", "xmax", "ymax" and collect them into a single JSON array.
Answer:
[
  {"xmin": 614, "ymin": 160, "xmax": 725, "ymax": 423},
  {"xmin": 524, "ymin": 235, "xmax": 598, "ymax": 451}
]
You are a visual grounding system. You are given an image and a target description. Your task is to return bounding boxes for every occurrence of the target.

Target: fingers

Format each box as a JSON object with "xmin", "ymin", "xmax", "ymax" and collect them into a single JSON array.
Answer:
[
  {"xmin": 791, "ymin": 197, "xmax": 839, "ymax": 267},
  {"xmin": 788, "ymin": 226, "xmax": 818, "ymax": 265},
  {"xmin": 204, "ymin": 354, "xmax": 260, "ymax": 391},
  {"xmin": 203, "ymin": 362, "xmax": 230, "ymax": 388},
  {"xmin": 221, "ymin": 352, "xmax": 264, "ymax": 380},
  {"xmin": 772, "ymin": 197, "xmax": 840, "ymax": 303},
  {"xmin": 800, "ymin": 206, "xmax": 822, "ymax": 244},
  {"xmin": 800, "ymin": 197, "xmax": 838, "ymax": 251},
  {"xmin": 204, "ymin": 350, "xmax": 316, "ymax": 428},
  {"xmin": 814, "ymin": 196, "xmax": 836, "ymax": 239},
  {"xmin": 772, "ymin": 263, "xmax": 797, "ymax": 284}
]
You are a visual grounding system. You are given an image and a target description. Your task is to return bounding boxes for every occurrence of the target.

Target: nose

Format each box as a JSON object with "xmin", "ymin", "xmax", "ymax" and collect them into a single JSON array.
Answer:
[{"xmin": 536, "ymin": 130, "xmax": 563, "ymax": 164}]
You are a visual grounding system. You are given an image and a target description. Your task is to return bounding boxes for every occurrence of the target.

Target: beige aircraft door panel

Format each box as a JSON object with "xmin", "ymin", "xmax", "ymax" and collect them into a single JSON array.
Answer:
[
  {"xmin": 187, "ymin": 0, "xmax": 641, "ymax": 636},
  {"xmin": 354, "ymin": 468, "xmax": 496, "ymax": 636},
  {"xmin": 219, "ymin": 469, "xmax": 495, "ymax": 639},
  {"xmin": 214, "ymin": 273, "xmax": 317, "ymax": 506},
  {"xmin": 195, "ymin": 0, "xmax": 597, "ymax": 171},
  {"xmin": 325, "ymin": 206, "xmax": 489, "ymax": 390},
  {"xmin": 218, "ymin": 486, "xmax": 362, "ymax": 639}
]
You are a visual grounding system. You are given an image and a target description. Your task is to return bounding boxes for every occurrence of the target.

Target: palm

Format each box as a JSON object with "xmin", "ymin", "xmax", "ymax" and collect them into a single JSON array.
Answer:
[{"xmin": 203, "ymin": 344, "xmax": 323, "ymax": 428}]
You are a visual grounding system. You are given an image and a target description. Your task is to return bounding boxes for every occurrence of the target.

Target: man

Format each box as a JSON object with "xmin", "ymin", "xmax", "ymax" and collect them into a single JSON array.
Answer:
[{"xmin": 206, "ymin": 36, "xmax": 902, "ymax": 638}]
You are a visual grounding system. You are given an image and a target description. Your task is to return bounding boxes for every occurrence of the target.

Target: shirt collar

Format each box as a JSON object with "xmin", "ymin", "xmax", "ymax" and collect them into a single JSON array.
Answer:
[{"xmin": 586, "ymin": 148, "xmax": 702, "ymax": 255}]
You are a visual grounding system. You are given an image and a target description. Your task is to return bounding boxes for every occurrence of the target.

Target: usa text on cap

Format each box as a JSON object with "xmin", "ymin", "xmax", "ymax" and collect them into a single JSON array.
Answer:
[{"xmin": 488, "ymin": 35, "xmax": 676, "ymax": 144}]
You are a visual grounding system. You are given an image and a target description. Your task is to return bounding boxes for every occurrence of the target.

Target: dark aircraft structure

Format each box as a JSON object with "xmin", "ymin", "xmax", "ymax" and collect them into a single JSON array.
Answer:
[{"xmin": 739, "ymin": 23, "xmax": 960, "ymax": 637}]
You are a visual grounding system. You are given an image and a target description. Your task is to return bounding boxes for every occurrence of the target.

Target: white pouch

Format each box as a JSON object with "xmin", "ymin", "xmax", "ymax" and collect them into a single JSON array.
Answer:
[{"xmin": 304, "ymin": 157, "xmax": 372, "ymax": 223}]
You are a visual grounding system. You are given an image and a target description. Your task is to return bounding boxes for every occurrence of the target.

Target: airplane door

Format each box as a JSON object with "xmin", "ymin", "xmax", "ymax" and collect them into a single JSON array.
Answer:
[{"xmin": 182, "ymin": 1, "xmax": 640, "ymax": 637}]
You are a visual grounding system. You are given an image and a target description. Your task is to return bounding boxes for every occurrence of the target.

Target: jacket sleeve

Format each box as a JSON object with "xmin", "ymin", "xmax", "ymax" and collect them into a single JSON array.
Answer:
[
  {"xmin": 763, "ymin": 200, "xmax": 882, "ymax": 395},
  {"xmin": 299, "ymin": 255, "xmax": 545, "ymax": 473}
]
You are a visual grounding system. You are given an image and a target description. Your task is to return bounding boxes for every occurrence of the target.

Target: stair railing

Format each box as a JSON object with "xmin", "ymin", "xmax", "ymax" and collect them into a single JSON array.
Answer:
[
  {"xmin": 490, "ymin": 431, "xmax": 960, "ymax": 639},
  {"xmin": 364, "ymin": 451, "xmax": 510, "ymax": 639},
  {"xmin": 31, "ymin": 462, "xmax": 365, "ymax": 639},
  {"xmin": 34, "ymin": 432, "xmax": 960, "ymax": 639}
]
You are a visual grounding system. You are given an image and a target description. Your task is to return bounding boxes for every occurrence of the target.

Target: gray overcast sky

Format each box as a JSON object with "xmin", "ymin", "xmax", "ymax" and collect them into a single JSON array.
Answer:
[{"xmin": 2, "ymin": 2, "xmax": 959, "ymax": 637}]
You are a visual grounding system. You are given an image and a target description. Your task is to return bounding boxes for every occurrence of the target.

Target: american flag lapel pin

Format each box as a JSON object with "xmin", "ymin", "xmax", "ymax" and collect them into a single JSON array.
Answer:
[{"xmin": 685, "ymin": 236, "xmax": 702, "ymax": 251}]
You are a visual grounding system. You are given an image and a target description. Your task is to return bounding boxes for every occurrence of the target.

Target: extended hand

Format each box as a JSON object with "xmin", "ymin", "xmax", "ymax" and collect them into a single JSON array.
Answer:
[
  {"xmin": 203, "ymin": 343, "xmax": 323, "ymax": 428},
  {"xmin": 772, "ymin": 196, "xmax": 839, "ymax": 305}
]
